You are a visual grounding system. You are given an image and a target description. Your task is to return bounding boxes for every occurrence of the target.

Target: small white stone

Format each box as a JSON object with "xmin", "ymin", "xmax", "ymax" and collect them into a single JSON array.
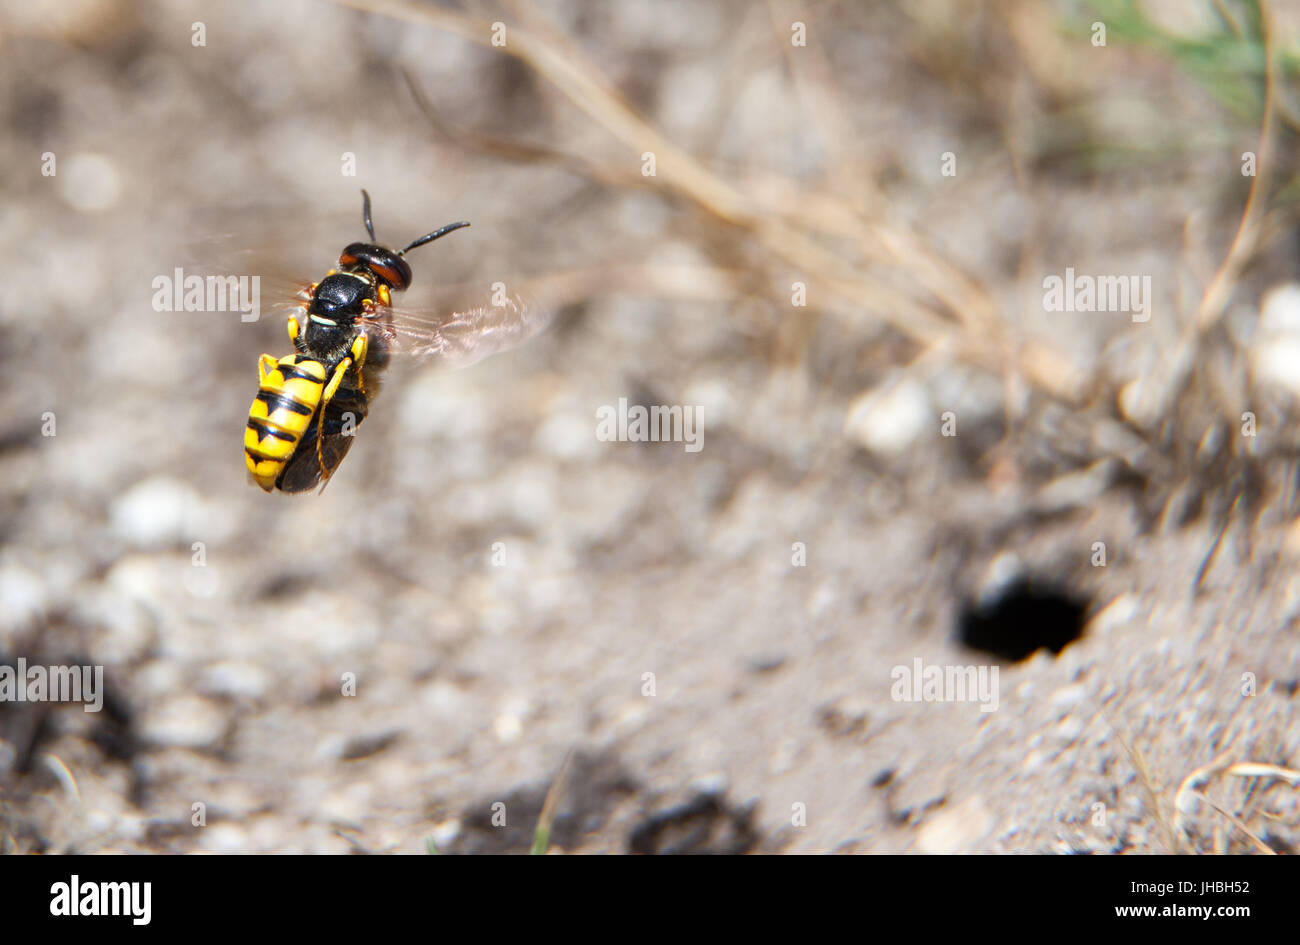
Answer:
[
  {"xmin": 182, "ymin": 565, "xmax": 220, "ymax": 599},
  {"xmin": 690, "ymin": 773, "xmax": 729, "ymax": 797},
  {"xmin": 978, "ymin": 552, "xmax": 1022, "ymax": 604},
  {"xmin": 110, "ymin": 477, "xmax": 199, "ymax": 550},
  {"xmin": 314, "ymin": 735, "xmax": 347, "ymax": 763},
  {"xmin": 199, "ymin": 661, "xmax": 270, "ymax": 701},
  {"xmin": 806, "ymin": 579, "xmax": 839, "ymax": 618},
  {"xmin": 105, "ymin": 555, "xmax": 170, "ymax": 605},
  {"xmin": 844, "ymin": 376, "xmax": 932, "ymax": 457},
  {"xmin": 1050, "ymin": 684, "xmax": 1088, "ymax": 710},
  {"xmin": 1022, "ymin": 749, "xmax": 1048, "ymax": 773},
  {"xmin": 1088, "ymin": 594, "xmax": 1137, "ymax": 635},
  {"xmin": 141, "ymin": 696, "xmax": 226, "ymax": 749},
  {"xmin": 0, "ymin": 565, "xmax": 46, "ymax": 637},
  {"xmin": 1253, "ymin": 341, "xmax": 1300, "ymax": 399},
  {"xmin": 682, "ymin": 377, "xmax": 734, "ymax": 429},
  {"xmin": 318, "ymin": 783, "xmax": 372, "ymax": 823},
  {"xmin": 58, "ymin": 152, "xmax": 122, "ymax": 212},
  {"xmin": 916, "ymin": 796, "xmax": 994, "ymax": 853},
  {"xmin": 1055, "ymin": 716, "xmax": 1086, "ymax": 742},
  {"xmin": 613, "ymin": 699, "xmax": 651, "ymax": 734},
  {"xmin": 420, "ymin": 681, "xmax": 467, "ymax": 714},
  {"xmin": 1253, "ymin": 284, "xmax": 1300, "ymax": 398},
  {"xmin": 428, "ymin": 818, "xmax": 461, "ymax": 851},
  {"xmin": 493, "ymin": 700, "xmax": 527, "ymax": 742},
  {"xmin": 199, "ymin": 823, "xmax": 249, "ymax": 854},
  {"xmin": 534, "ymin": 410, "xmax": 600, "ymax": 461},
  {"xmin": 1260, "ymin": 283, "xmax": 1300, "ymax": 333}
]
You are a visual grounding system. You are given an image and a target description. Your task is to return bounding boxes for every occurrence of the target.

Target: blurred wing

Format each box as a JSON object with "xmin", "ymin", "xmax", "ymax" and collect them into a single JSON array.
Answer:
[
  {"xmin": 261, "ymin": 287, "xmax": 313, "ymax": 328},
  {"xmin": 175, "ymin": 200, "xmax": 350, "ymax": 306},
  {"xmin": 174, "ymin": 234, "xmax": 314, "ymax": 327},
  {"xmin": 365, "ymin": 295, "xmax": 549, "ymax": 369}
]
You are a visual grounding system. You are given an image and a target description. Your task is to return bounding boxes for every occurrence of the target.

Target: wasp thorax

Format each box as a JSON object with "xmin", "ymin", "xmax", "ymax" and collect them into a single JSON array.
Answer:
[
  {"xmin": 311, "ymin": 273, "xmax": 370, "ymax": 318},
  {"xmin": 337, "ymin": 242, "xmax": 413, "ymax": 291},
  {"xmin": 301, "ymin": 272, "xmax": 371, "ymax": 361}
]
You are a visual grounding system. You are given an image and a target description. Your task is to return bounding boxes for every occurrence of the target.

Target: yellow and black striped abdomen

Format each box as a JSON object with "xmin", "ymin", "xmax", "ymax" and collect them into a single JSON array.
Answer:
[{"xmin": 244, "ymin": 355, "xmax": 328, "ymax": 492}]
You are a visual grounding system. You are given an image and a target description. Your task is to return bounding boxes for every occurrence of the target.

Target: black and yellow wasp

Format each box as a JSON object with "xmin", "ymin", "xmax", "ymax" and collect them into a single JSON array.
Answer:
[{"xmin": 244, "ymin": 190, "xmax": 539, "ymax": 493}]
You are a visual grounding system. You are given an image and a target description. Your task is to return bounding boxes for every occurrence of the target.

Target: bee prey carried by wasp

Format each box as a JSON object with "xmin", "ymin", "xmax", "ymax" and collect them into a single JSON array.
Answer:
[{"xmin": 243, "ymin": 190, "xmax": 541, "ymax": 493}]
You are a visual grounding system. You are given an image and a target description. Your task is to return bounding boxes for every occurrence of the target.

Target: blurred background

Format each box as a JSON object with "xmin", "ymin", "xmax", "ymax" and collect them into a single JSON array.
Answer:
[{"xmin": 1, "ymin": 0, "xmax": 1299, "ymax": 854}]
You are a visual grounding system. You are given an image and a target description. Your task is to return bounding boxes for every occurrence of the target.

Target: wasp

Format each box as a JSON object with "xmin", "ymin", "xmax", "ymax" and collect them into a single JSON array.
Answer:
[{"xmin": 244, "ymin": 190, "xmax": 539, "ymax": 493}]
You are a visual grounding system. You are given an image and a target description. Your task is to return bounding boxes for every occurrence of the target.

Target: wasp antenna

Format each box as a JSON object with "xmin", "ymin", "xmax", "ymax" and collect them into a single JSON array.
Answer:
[
  {"xmin": 361, "ymin": 189, "xmax": 377, "ymax": 242},
  {"xmin": 400, "ymin": 221, "xmax": 471, "ymax": 256}
]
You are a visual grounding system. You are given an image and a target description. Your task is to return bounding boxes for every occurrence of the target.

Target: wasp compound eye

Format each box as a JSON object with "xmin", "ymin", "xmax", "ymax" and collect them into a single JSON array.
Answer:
[{"xmin": 338, "ymin": 242, "xmax": 413, "ymax": 291}]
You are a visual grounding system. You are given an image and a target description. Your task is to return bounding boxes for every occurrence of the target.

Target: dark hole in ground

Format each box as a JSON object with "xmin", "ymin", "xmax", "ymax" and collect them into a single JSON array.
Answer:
[
  {"xmin": 443, "ymin": 751, "xmax": 638, "ymax": 854},
  {"xmin": 957, "ymin": 578, "xmax": 1090, "ymax": 662},
  {"xmin": 627, "ymin": 791, "xmax": 759, "ymax": 855}
]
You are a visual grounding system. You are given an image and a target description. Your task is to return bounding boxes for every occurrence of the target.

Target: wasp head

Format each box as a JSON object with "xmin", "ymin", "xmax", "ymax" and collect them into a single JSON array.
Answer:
[
  {"xmin": 337, "ymin": 243, "xmax": 414, "ymax": 291},
  {"xmin": 344, "ymin": 190, "xmax": 471, "ymax": 294}
]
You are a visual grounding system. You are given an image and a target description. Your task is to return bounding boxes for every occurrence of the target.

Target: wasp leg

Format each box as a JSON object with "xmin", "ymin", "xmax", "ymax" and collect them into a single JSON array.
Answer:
[
  {"xmin": 287, "ymin": 314, "xmax": 302, "ymax": 347},
  {"xmin": 314, "ymin": 356, "xmax": 355, "ymax": 482},
  {"xmin": 348, "ymin": 332, "xmax": 370, "ymax": 396},
  {"xmin": 257, "ymin": 354, "xmax": 278, "ymax": 381}
]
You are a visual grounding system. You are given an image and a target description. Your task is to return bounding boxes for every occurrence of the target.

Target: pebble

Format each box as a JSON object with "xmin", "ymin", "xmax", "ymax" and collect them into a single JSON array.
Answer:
[
  {"xmin": 682, "ymin": 377, "xmax": 735, "ymax": 430},
  {"xmin": 428, "ymin": 818, "xmax": 461, "ymax": 851},
  {"xmin": 109, "ymin": 477, "xmax": 202, "ymax": 550},
  {"xmin": 0, "ymin": 565, "xmax": 46, "ymax": 638},
  {"xmin": 1252, "ymin": 284, "xmax": 1300, "ymax": 398},
  {"xmin": 1050, "ymin": 684, "xmax": 1088, "ymax": 711},
  {"xmin": 1117, "ymin": 374, "xmax": 1168, "ymax": 430},
  {"xmin": 1055, "ymin": 716, "xmax": 1086, "ymax": 743},
  {"xmin": 1088, "ymin": 594, "xmax": 1137, "ymax": 636},
  {"xmin": 140, "ymin": 696, "xmax": 227, "ymax": 750},
  {"xmin": 58, "ymin": 152, "xmax": 122, "ymax": 213},
  {"xmin": 534, "ymin": 409, "xmax": 600, "ymax": 461},
  {"xmin": 199, "ymin": 661, "xmax": 270, "ymax": 701},
  {"xmin": 198, "ymin": 823, "xmax": 249, "ymax": 854},
  {"xmin": 493, "ymin": 700, "xmax": 528, "ymax": 743},
  {"xmin": 843, "ymin": 375, "xmax": 932, "ymax": 457},
  {"xmin": 182, "ymin": 565, "xmax": 220, "ymax": 599},
  {"xmin": 916, "ymin": 796, "xmax": 994, "ymax": 853},
  {"xmin": 106, "ymin": 554, "xmax": 172, "ymax": 606}
]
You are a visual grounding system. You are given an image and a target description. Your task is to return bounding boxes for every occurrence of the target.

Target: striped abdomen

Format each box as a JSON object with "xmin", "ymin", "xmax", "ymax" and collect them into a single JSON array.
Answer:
[{"xmin": 244, "ymin": 355, "xmax": 328, "ymax": 492}]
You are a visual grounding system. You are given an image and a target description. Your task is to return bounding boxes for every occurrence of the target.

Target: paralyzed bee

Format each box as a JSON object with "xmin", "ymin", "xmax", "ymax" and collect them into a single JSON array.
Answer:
[{"xmin": 244, "ymin": 190, "xmax": 540, "ymax": 493}]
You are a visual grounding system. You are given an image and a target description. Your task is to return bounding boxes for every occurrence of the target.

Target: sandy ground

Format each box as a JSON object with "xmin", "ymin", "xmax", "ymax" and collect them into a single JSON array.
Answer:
[{"xmin": 1, "ymin": 0, "xmax": 1299, "ymax": 854}]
